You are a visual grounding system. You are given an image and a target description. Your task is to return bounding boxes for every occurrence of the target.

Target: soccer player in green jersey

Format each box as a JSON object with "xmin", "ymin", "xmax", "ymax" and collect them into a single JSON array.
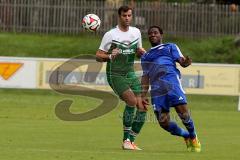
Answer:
[{"xmin": 96, "ymin": 6, "xmax": 147, "ymax": 150}]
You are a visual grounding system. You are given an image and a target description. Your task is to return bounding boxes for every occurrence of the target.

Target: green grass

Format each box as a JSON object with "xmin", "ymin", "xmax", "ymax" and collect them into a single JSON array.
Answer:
[
  {"xmin": 0, "ymin": 89, "xmax": 239, "ymax": 160},
  {"xmin": 0, "ymin": 33, "xmax": 101, "ymax": 58},
  {"xmin": 1, "ymin": 32, "xmax": 240, "ymax": 63}
]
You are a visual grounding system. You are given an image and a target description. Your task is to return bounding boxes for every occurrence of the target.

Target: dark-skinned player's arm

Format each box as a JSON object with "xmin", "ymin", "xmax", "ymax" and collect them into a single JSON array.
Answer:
[
  {"xmin": 178, "ymin": 56, "xmax": 192, "ymax": 68},
  {"xmin": 141, "ymin": 74, "xmax": 150, "ymax": 107},
  {"xmin": 136, "ymin": 47, "xmax": 146, "ymax": 58}
]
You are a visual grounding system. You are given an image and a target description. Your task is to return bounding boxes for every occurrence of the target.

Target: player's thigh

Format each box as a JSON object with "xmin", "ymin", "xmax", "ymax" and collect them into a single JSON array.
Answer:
[
  {"xmin": 151, "ymin": 95, "xmax": 170, "ymax": 112},
  {"xmin": 167, "ymin": 74, "xmax": 187, "ymax": 107},
  {"xmin": 107, "ymin": 74, "xmax": 129, "ymax": 97},
  {"xmin": 126, "ymin": 72, "xmax": 142, "ymax": 96},
  {"xmin": 169, "ymin": 85, "xmax": 187, "ymax": 107},
  {"xmin": 121, "ymin": 89, "xmax": 137, "ymax": 106}
]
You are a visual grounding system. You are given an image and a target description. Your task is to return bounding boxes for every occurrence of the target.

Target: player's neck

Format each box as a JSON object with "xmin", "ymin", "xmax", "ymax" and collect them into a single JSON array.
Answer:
[
  {"xmin": 151, "ymin": 40, "xmax": 163, "ymax": 47},
  {"xmin": 151, "ymin": 43, "xmax": 161, "ymax": 47},
  {"xmin": 118, "ymin": 24, "xmax": 129, "ymax": 32}
]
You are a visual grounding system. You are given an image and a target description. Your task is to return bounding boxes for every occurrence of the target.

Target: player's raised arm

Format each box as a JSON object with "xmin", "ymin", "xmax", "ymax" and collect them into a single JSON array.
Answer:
[{"xmin": 171, "ymin": 43, "xmax": 192, "ymax": 68}]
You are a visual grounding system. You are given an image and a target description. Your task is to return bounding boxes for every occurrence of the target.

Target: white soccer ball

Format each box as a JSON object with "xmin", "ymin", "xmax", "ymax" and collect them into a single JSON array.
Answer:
[{"xmin": 82, "ymin": 14, "xmax": 101, "ymax": 32}]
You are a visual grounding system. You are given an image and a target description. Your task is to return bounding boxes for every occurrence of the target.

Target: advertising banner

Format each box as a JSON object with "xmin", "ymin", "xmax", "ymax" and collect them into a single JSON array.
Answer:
[{"xmin": 0, "ymin": 57, "xmax": 37, "ymax": 89}]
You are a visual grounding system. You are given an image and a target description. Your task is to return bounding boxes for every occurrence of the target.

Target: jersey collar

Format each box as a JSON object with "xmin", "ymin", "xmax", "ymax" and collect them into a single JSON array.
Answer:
[{"xmin": 151, "ymin": 43, "xmax": 164, "ymax": 50}]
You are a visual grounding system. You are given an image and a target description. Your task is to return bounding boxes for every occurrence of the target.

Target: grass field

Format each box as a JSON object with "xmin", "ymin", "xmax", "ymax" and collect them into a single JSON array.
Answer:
[
  {"xmin": 1, "ymin": 32, "xmax": 240, "ymax": 63},
  {"xmin": 0, "ymin": 89, "xmax": 239, "ymax": 160}
]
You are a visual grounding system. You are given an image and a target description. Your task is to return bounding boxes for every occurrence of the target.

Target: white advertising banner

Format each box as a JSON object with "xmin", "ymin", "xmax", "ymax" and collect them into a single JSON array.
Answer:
[{"xmin": 0, "ymin": 57, "xmax": 37, "ymax": 89}]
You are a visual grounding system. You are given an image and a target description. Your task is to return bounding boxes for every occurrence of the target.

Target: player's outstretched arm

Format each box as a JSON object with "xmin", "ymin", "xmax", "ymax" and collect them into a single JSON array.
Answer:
[{"xmin": 178, "ymin": 56, "xmax": 192, "ymax": 68}]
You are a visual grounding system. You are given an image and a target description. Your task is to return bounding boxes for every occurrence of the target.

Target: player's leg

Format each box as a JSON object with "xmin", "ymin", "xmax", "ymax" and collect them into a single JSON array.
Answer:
[
  {"xmin": 154, "ymin": 108, "xmax": 189, "ymax": 138},
  {"xmin": 175, "ymin": 105, "xmax": 196, "ymax": 138},
  {"xmin": 121, "ymin": 89, "xmax": 137, "ymax": 141},
  {"xmin": 128, "ymin": 95, "xmax": 146, "ymax": 150},
  {"xmin": 121, "ymin": 89, "xmax": 146, "ymax": 150},
  {"xmin": 107, "ymin": 72, "xmax": 146, "ymax": 150},
  {"xmin": 106, "ymin": 74, "xmax": 137, "ymax": 149},
  {"xmin": 125, "ymin": 72, "xmax": 147, "ymax": 150},
  {"xmin": 175, "ymin": 105, "xmax": 201, "ymax": 152},
  {"xmin": 120, "ymin": 89, "xmax": 139, "ymax": 150},
  {"xmin": 170, "ymin": 73, "xmax": 201, "ymax": 152}
]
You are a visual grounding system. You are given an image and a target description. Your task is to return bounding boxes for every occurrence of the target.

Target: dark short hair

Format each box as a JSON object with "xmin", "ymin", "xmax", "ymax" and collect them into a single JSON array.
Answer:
[
  {"xmin": 118, "ymin": 6, "xmax": 132, "ymax": 16},
  {"xmin": 148, "ymin": 26, "xmax": 163, "ymax": 34}
]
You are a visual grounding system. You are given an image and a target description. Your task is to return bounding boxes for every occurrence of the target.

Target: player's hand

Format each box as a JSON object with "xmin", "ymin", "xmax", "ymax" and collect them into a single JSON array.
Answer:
[
  {"xmin": 180, "ymin": 56, "xmax": 192, "ymax": 67},
  {"xmin": 185, "ymin": 56, "xmax": 192, "ymax": 65},
  {"xmin": 136, "ymin": 47, "xmax": 146, "ymax": 58},
  {"xmin": 142, "ymin": 97, "xmax": 149, "ymax": 111},
  {"xmin": 136, "ymin": 97, "xmax": 148, "ymax": 111},
  {"xmin": 142, "ymin": 97, "xmax": 149, "ymax": 105},
  {"xmin": 110, "ymin": 48, "xmax": 120, "ymax": 60},
  {"xmin": 137, "ymin": 97, "xmax": 149, "ymax": 111}
]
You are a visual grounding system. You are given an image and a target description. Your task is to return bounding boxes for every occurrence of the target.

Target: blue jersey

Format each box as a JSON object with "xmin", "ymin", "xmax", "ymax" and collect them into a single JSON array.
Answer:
[
  {"xmin": 141, "ymin": 43, "xmax": 183, "ymax": 77},
  {"xmin": 141, "ymin": 43, "xmax": 187, "ymax": 111}
]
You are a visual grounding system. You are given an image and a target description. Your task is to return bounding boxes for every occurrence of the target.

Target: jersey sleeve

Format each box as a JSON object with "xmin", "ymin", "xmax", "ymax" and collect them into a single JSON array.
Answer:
[
  {"xmin": 171, "ymin": 44, "xmax": 184, "ymax": 61},
  {"xmin": 137, "ymin": 29, "xmax": 142, "ymax": 48},
  {"xmin": 99, "ymin": 31, "xmax": 112, "ymax": 52}
]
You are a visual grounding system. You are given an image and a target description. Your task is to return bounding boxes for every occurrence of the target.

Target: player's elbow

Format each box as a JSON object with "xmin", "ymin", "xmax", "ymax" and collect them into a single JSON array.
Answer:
[
  {"xmin": 96, "ymin": 56, "xmax": 101, "ymax": 62},
  {"xmin": 96, "ymin": 56, "xmax": 105, "ymax": 62},
  {"xmin": 95, "ymin": 51, "xmax": 102, "ymax": 62},
  {"xmin": 95, "ymin": 55, "xmax": 107, "ymax": 62}
]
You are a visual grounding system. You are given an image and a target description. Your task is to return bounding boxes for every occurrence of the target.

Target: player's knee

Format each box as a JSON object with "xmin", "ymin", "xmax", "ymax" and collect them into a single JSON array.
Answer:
[
  {"xmin": 158, "ymin": 115, "xmax": 169, "ymax": 129},
  {"xmin": 126, "ymin": 97, "xmax": 137, "ymax": 106},
  {"xmin": 179, "ymin": 112, "xmax": 191, "ymax": 123}
]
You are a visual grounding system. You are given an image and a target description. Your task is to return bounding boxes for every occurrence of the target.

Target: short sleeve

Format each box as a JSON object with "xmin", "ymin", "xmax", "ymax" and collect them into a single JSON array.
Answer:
[
  {"xmin": 171, "ymin": 44, "xmax": 184, "ymax": 61},
  {"xmin": 137, "ymin": 29, "xmax": 142, "ymax": 48},
  {"xmin": 99, "ymin": 32, "xmax": 112, "ymax": 52}
]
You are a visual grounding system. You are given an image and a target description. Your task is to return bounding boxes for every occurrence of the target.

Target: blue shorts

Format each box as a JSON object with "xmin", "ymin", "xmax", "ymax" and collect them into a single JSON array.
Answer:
[{"xmin": 150, "ymin": 73, "xmax": 187, "ymax": 112}]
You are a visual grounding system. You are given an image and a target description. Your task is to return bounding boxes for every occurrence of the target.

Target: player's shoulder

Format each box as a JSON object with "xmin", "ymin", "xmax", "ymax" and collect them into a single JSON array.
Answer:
[
  {"xmin": 129, "ymin": 26, "xmax": 140, "ymax": 31},
  {"xmin": 164, "ymin": 43, "xmax": 177, "ymax": 47},
  {"xmin": 129, "ymin": 26, "xmax": 141, "ymax": 34},
  {"xmin": 104, "ymin": 26, "xmax": 118, "ymax": 35}
]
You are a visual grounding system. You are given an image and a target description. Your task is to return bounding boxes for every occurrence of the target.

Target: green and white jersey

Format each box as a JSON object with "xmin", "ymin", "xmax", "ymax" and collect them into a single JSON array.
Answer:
[{"xmin": 99, "ymin": 25, "xmax": 142, "ymax": 75}]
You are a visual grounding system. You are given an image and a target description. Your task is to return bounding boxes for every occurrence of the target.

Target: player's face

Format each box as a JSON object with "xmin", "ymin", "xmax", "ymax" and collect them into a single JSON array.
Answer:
[
  {"xmin": 119, "ymin": 10, "xmax": 132, "ymax": 27},
  {"xmin": 148, "ymin": 28, "xmax": 162, "ymax": 46}
]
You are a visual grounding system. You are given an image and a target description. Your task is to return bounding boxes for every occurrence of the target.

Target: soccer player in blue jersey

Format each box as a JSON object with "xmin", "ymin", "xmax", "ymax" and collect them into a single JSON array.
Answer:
[{"xmin": 141, "ymin": 26, "xmax": 201, "ymax": 152}]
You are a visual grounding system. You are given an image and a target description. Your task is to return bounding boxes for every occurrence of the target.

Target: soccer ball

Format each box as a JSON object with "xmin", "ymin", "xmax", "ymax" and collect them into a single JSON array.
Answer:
[{"xmin": 82, "ymin": 14, "xmax": 101, "ymax": 32}]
